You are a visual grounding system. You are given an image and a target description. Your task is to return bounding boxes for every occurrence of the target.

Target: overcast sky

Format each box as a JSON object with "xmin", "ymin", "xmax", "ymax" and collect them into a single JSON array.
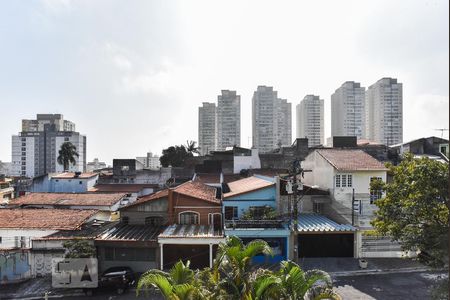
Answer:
[{"xmin": 0, "ymin": 0, "xmax": 448, "ymax": 165}]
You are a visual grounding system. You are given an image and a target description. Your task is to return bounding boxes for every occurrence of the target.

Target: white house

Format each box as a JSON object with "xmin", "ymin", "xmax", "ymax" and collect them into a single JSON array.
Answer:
[
  {"xmin": 302, "ymin": 149, "xmax": 405, "ymax": 258},
  {"xmin": 0, "ymin": 209, "xmax": 97, "ymax": 282}
]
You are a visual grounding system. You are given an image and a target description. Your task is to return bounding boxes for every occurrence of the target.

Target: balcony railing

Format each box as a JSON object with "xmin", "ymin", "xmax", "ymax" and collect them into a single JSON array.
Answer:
[{"xmin": 224, "ymin": 219, "xmax": 285, "ymax": 229}]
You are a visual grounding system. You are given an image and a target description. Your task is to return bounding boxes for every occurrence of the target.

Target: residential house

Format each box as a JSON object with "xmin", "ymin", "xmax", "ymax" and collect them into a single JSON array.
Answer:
[
  {"xmin": 29, "ymin": 172, "xmax": 99, "ymax": 193},
  {"xmin": 89, "ymin": 183, "xmax": 158, "ymax": 202},
  {"xmin": 95, "ymin": 189, "xmax": 169, "ymax": 273},
  {"xmin": 302, "ymin": 148, "xmax": 404, "ymax": 258},
  {"xmin": 193, "ymin": 146, "xmax": 261, "ymax": 175},
  {"xmin": 222, "ymin": 175, "xmax": 291, "ymax": 263},
  {"xmin": 0, "ymin": 209, "xmax": 97, "ymax": 282},
  {"xmin": 158, "ymin": 181, "xmax": 224, "ymax": 269},
  {"xmin": 390, "ymin": 136, "xmax": 449, "ymax": 162},
  {"xmin": 8, "ymin": 193, "xmax": 129, "ymax": 221}
]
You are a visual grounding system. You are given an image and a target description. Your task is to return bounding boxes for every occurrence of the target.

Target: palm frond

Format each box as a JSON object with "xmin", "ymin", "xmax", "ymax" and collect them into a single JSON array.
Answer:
[{"xmin": 136, "ymin": 274, "xmax": 175, "ymax": 299}]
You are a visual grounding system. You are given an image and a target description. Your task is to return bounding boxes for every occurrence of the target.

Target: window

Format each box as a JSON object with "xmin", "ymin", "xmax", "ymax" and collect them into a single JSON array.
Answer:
[
  {"xmin": 121, "ymin": 166, "xmax": 130, "ymax": 171},
  {"xmin": 335, "ymin": 175, "xmax": 341, "ymax": 187},
  {"xmin": 0, "ymin": 237, "xmax": 2, "ymax": 244},
  {"xmin": 179, "ymin": 212, "xmax": 199, "ymax": 225},
  {"xmin": 336, "ymin": 174, "xmax": 352, "ymax": 188},
  {"xmin": 249, "ymin": 206, "xmax": 266, "ymax": 219},
  {"xmin": 224, "ymin": 206, "xmax": 238, "ymax": 220},
  {"xmin": 145, "ymin": 217, "xmax": 163, "ymax": 226},
  {"xmin": 370, "ymin": 177, "xmax": 383, "ymax": 204},
  {"xmin": 64, "ymin": 137, "xmax": 69, "ymax": 142},
  {"xmin": 79, "ymin": 181, "xmax": 82, "ymax": 185},
  {"xmin": 347, "ymin": 175, "xmax": 353, "ymax": 187},
  {"xmin": 313, "ymin": 202, "xmax": 323, "ymax": 214}
]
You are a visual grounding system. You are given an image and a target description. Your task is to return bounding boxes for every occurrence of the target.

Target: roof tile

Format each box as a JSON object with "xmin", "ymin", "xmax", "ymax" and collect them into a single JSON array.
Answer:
[
  {"xmin": 9, "ymin": 193, "xmax": 126, "ymax": 207},
  {"xmin": 316, "ymin": 149, "xmax": 387, "ymax": 171},
  {"xmin": 0, "ymin": 209, "xmax": 97, "ymax": 230}
]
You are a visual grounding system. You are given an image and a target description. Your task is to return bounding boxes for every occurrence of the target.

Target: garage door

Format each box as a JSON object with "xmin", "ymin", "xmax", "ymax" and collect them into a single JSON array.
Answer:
[{"xmin": 298, "ymin": 234, "xmax": 354, "ymax": 257}]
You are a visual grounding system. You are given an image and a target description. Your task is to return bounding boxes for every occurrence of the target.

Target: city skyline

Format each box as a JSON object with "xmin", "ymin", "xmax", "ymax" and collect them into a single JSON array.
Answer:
[{"xmin": 0, "ymin": 1, "xmax": 448, "ymax": 164}]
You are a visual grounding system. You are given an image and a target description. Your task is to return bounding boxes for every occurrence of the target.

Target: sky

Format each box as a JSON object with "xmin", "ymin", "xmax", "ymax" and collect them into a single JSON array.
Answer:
[{"xmin": 0, "ymin": 0, "xmax": 448, "ymax": 165}]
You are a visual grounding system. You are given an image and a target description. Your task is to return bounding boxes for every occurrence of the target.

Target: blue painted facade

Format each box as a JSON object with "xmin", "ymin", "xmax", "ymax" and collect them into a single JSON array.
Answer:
[
  {"xmin": 223, "ymin": 177, "xmax": 290, "ymax": 262},
  {"xmin": 223, "ymin": 186, "xmax": 277, "ymax": 219},
  {"xmin": 0, "ymin": 250, "xmax": 30, "ymax": 283}
]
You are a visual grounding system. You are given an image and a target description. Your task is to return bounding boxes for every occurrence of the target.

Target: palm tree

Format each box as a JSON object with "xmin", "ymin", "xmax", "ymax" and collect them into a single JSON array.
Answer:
[
  {"xmin": 214, "ymin": 236, "xmax": 273, "ymax": 299},
  {"xmin": 185, "ymin": 140, "xmax": 200, "ymax": 155},
  {"xmin": 57, "ymin": 142, "xmax": 79, "ymax": 171},
  {"xmin": 273, "ymin": 261, "xmax": 340, "ymax": 300},
  {"xmin": 137, "ymin": 260, "xmax": 205, "ymax": 300}
]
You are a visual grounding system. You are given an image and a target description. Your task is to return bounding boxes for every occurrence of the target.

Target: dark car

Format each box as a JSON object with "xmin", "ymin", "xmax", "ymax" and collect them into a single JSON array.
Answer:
[{"xmin": 84, "ymin": 266, "xmax": 135, "ymax": 295}]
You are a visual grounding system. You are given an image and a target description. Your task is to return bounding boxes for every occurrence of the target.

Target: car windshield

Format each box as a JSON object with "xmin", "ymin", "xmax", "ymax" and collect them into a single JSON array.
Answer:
[{"xmin": 103, "ymin": 267, "xmax": 130, "ymax": 275}]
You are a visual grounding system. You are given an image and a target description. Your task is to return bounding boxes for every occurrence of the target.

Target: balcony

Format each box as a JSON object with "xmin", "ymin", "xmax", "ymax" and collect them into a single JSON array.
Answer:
[{"xmin": 224, "ymin": 219, "xmax": 286, "ymax": 229}]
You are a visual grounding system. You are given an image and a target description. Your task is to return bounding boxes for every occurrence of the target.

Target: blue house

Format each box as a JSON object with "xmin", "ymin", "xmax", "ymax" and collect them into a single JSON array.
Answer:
[{"xmin": 222, "ymin": 175, "xmax": 290, "ymax": 263}]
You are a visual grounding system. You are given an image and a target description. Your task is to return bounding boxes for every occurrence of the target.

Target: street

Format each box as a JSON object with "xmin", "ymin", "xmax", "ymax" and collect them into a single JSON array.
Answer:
[
  {"xmin": 66, "ymin": 271, "xmax": 447, "ymax": 300},
  {"xmin": 333, "ymin": 271, "xmax": 447, "ymax": 300}
]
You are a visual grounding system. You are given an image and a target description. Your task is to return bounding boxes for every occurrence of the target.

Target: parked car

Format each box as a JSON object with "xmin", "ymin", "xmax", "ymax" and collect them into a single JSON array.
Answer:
[{"xmin": 84, "ymin": 266, "xmax": 135, "ymax": 295}]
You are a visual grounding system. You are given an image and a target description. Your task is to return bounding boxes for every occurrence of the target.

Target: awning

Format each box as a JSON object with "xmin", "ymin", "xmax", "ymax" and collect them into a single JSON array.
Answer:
[
  {"xmin": 97, "ymin": 224, "xmax": 162, "ymax": 242},
  {"xmin": 158, "ymin": 224, "xmax": 224, "ymax": 245},
  {"xmin": 297, "ymin": 214, "xmax": 356, "ymax": 233}
]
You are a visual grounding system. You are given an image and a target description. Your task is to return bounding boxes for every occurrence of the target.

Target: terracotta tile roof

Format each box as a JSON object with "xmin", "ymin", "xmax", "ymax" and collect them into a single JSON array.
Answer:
[
  {"xmin": 224, "ymin": 176, "xmax": 274, "ymax": 198},
  {"xmin": 89, "ymin": 184, "xmax": 158, "ymax": 193},
  {"xmin": 124, "ymin": 189, "xmax": 169, "ymax": 208},
  {"xmin": 52, "ymin": 172, "xmax": 98, "ymax": 179},
  {"xmin": 193, "ymin": 173, "xmax": 221, "ymax": 184},
  {"xmin": 173, "ymin": 181, "xmax": 220, "ymax": 204},
  {"xmin": 0, "ymin": 209, "xmax": 97, "ymax": 230},
  {"xmin": 9, "ymin": 193, "xmax": 126, "ymax": 207},
  {"xmin": 316, "ymin": 149, "xmax": 388, "ymax": 171}
]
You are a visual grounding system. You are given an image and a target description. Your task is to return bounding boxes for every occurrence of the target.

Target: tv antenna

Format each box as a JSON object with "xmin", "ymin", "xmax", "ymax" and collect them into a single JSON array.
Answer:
[{"xmin": 434, "ymin": 129, "xmax": 449, "ymax": 138}]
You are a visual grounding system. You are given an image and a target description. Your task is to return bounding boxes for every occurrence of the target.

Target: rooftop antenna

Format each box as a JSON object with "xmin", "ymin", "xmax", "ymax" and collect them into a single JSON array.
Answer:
[{"xmin": 434, "ymin": 129, "xmax": 449, "ymax": 138}]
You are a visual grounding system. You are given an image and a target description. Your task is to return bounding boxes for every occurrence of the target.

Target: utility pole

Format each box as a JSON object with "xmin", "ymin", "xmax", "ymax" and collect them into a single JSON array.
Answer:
[{"xmin": 288, "ymin": 158, "xmax": 311, "ymax": 262}]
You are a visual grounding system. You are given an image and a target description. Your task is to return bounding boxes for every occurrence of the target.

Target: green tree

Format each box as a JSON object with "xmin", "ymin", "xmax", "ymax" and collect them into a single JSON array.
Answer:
[
  {"xmin": 214, "ymin": 236, "xmax": 273, "ymax": 299},
  {"xmin": 137, "ymin": 237, "xmax": 339, "ymax": 300},
  {"xmin": 137, "ymin": 261, "xmax": 204, "ymax": 300},
  {"xmin": 63, "ymin": 239, "xmax": 96, "ymax": 258},
  {"xmin": 57, "ymin": 142, "xmax": 79, "ymax": 171},
  {"xmin": 160, "ymin": 145, "xmax": 193, "ymax": 168},
  {"xmin": 185, "ymin": 140, "xmax": 200, "ymax": 155},
  {"xmin": 371, "ymin": 153, "xmax": 449, "ymax": 267}
]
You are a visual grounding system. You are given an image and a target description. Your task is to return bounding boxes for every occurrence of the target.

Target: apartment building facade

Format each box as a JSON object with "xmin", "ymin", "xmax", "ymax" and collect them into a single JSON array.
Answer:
[
  {"xmin": 331, "ymin": 81, "xmax": 366, "ymax": 139},
  {"xmin": 252, "ymin": 86, "xmax": 292, "ymax": 153},
  {"xmin": 365, "ymin": 78, "xmax": 403, "ymax": 146},
  {"xmin": 296, "ymin": 95, "xmax": 324, "ymax": 147},
  {"xmin": 198, "ymin": 102, "xmax": 217, "ymax": 155},
  {"xmin": 217, "ymin": 90, "xmax": 241, "ymax": 151}
]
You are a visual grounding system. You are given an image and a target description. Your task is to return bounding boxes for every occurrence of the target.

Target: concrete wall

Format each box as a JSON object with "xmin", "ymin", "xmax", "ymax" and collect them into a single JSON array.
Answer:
[
  {"xmin": 0, "ymin": 250, "xmax": 31, "ymax": 283},
  {"xmin": 0, "ymin": 229, "xmax": 57, "ymax": 249},
  {"xmin": 121, "ymin": 198, "xmax": 168, "ymax": 225}
]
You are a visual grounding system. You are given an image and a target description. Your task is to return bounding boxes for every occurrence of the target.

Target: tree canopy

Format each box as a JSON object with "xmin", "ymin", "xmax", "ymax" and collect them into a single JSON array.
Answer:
[
  {"xmin": 371, "ymin": 153, "xmax": 449, "ymax": 267},
  {"xmin": 160, "ymin": 141, "xmax": 199, "ymax": 168},
  {"xmin": 63, "ymin": 239, "xmax": 96, "ymax": 258},
  {"xmin": 57, "ymin": 142, "xmax": 79, "ymax": 171},
  {"xmin": 137, "ymin": 236, "xmax": 339, "ymax": 300}
]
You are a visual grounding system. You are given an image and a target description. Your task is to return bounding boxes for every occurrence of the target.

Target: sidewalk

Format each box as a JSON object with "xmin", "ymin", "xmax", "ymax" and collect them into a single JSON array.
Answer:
[
  {"xmin": 0, "ymin": 277, "xmax": 85, "ymax": 300},
  {"xmin": 298, "ymin": 257, "xmax": 438, "ymax": 277}
]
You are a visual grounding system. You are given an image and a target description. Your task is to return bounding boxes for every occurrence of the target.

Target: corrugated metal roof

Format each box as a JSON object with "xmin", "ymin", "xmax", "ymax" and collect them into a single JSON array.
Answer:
[
  {"xmin": 97, "ymin": 224, "xmax": 162, "ymax": 241},
  {"xmin": 159, "ymin": 224, "xmax": 223, "ymax": 238},
  {"xmin": 298, "ymin": 214, "xmax": 355, "ymax": 232}
]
